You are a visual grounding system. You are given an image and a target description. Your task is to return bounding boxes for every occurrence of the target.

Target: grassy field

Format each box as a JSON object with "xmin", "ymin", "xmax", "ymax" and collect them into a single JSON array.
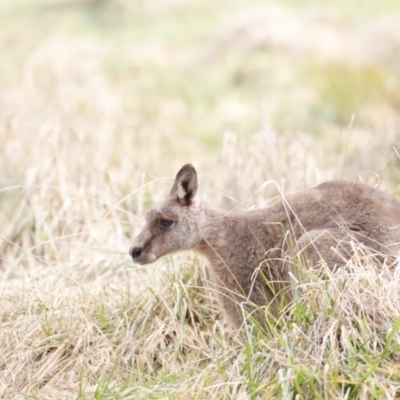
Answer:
[{"xmin": 1, "ymin": 0, "xmax": 400, "ymax": 398}]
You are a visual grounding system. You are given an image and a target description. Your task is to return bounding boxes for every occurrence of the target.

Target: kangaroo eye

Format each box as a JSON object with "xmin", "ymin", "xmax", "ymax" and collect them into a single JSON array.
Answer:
[{"xmin": 160, "ymin": 219, "xmax": 173, "ymax": 228}]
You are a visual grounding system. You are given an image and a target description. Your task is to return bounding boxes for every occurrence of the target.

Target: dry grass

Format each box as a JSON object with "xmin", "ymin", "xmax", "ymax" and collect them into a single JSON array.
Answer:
[{"xmin": 1, "ymin": 1, "xmax": 400, "ymax": 398}]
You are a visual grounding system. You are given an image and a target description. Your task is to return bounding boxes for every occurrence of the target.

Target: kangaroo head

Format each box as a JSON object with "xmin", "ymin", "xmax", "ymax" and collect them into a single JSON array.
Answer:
[{"xmin": 130, "ymin": 164, "xmax": 205, "ymax": 264}]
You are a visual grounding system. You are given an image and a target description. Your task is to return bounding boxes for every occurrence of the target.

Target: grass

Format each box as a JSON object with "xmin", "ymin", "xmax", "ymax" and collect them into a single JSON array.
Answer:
[
  {"xmin": 1, "ymin": 0, "xmax": 400, "ymax": 398},
  {"xmin": 6, "ymin": 253, "xmax": 400, "ymax": 399}
]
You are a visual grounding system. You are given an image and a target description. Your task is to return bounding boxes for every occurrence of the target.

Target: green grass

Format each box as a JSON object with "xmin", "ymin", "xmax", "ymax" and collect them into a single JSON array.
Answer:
[{"xmin": 307, "ymin": 62, "xmax": 400, "ymax": 127}]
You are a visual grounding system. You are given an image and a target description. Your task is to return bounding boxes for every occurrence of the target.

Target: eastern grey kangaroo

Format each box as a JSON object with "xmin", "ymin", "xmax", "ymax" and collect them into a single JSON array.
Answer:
[{"xmin": 130, "ymin": 164, "xmax": 400, "ymax": 329}]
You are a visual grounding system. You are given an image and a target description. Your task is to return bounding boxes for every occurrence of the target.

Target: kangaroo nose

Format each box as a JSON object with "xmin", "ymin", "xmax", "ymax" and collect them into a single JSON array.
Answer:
[{"xmin": 130, "ymin": 246, "xmax": 142, "ymax": 260}]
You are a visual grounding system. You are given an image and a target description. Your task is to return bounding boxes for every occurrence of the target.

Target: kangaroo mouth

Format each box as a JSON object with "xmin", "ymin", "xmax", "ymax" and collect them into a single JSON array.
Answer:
[{"xmin": 131, "ymin": 252, "xmax": 157, "ymax": 265}]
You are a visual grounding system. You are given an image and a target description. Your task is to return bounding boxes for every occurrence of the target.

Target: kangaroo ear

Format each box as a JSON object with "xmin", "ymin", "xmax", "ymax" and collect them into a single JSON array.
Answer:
[{"xmin": 170, "ymin": 164, "xmax": 198, "ymax": 205}]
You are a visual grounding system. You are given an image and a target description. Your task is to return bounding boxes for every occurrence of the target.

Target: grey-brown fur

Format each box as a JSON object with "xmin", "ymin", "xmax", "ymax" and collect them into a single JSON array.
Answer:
[{"xmin": 130, "ymin": 164, "xmax": 400, "ymax": 329}]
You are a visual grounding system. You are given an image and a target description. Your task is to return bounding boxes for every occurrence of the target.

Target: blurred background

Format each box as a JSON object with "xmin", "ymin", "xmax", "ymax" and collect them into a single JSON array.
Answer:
[{"xmin": 1, "ymin": 0, "xmax": 400, "ymax": 268}]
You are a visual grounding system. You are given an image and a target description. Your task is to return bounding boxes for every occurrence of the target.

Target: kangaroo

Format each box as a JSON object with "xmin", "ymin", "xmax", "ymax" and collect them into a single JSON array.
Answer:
[{"xmin": 130, "ymin": 164, "xmax": 400, "ymax": 329}]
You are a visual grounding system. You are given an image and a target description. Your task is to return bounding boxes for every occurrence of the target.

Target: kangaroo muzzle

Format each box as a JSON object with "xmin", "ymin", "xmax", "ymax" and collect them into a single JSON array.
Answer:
[{"xmin": 129, "ymin": 246, "xmax": 142, "ymax": 261}]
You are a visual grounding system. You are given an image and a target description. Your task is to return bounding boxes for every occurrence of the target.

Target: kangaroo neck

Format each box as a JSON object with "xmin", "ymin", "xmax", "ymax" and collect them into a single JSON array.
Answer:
[
  {"xmin": 195, "ymin": 206, "xmax": 266, "ymax": 268},
  {"xmin": 196, "ymin": 208, "xmax": 226, "ymax": 261}
]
